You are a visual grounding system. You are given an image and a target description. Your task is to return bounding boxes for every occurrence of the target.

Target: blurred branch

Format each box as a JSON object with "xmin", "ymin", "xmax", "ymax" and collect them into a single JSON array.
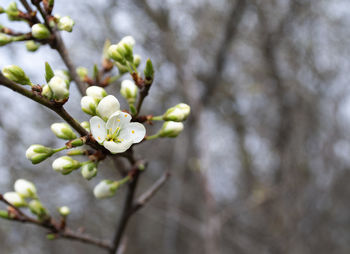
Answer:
[
  {"xmin": 0, "ymin": 194, "xmax": 112, "ymax": 251},
  {"xmin": 132, "ymin": 170, "xmax": 171, "ymax": 213}
]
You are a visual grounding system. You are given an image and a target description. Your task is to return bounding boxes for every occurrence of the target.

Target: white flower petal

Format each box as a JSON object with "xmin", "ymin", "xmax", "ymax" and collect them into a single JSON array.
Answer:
[
  {"xmin": 90, "ymin": 116, "xmax": 107, "ymax": 144},
  {"xmin": 96, "ymin": 95, "xmax": 120, "ymax": 121},
  {"xmin": 104, "ymin": 140, "xmax": 133, "ymax": 154},
  {"xmin": 119, "ymin": 122, "xmax": 146, "ymax": 143},
  {"xmin": 106, "ymin": 112, "xmax": 132, "ymax": 134}
]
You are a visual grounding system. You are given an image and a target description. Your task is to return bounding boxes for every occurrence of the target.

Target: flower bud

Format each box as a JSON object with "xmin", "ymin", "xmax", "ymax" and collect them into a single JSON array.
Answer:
[
  {"xmin": 2, "ymin": 65, "xmax": 31, "ymax": 85},
  {"xmin": 48, "ymin": 76, "xmax": 69, "ymax": 100},
  {"xmin": 81, "ymin": 121, "xmax": 90, "ymax": 132},
  {"xmin": 86, "ymin": 86, "xmax": 107, "ymax": 102},
  {"xmin": 133, "ymin": 54, "xmax": 141, "ymax": 68},
  {"xmin": 115, "ymin": 62, "xmax": 129, "ymax": 74},
  {"xmin": 57, "ymin": 16, "xmax": 74, "ymax": 32},
  {"xmin": 29, "ymin": 200, "xmax": 48, "ymax": 218},
  {"xmin": 0, "ymin": 210, "xmax": 12, "ymax": 220},
  {"xmin": 144, "ymin": 58, "xmax": 154, "ymax": 81},
  {"xmin": 120, "ymin": 36, "xmax": 135, "ymax": 48},
  {"xmin": 120, "ymin": 80, "xmax": 138, "ymax": 102},
  {"xmin": 81, "ymin": 162, "xmax": 98, "ymax": 180},
  {"xmin": 14, "ymin": 179, "xmax": 37, "ymax": 198},
  {"xmin": 52, "ymin": 156, "xmax": 81, "ymax": 175},
  {"xmin": 96, "ymin": 95, "xmax": 120, "ymax": 121},
  {"xmin": 0, "ymin": 33, "xmax": 12, "ymax": 46},
  {"xmin": 25, "ymin": 40, "xmax": 40, "ymax": 52},
  {"xmin": 76, "ymin": 67, "xmax": 88, "ymax": 80},
  {"xmin": 26, "ymin": 144, "xmax": 54, "ymax": 164},
  {"xmin": 107, "ymin": 44, "xmax": 124, "ymax": 62},
  {"xmin": 159, "ymin": 121, "xmax": 184, "ymax": 138},
  {"xmin": 31, "ymin": 24, "xmax": 51, "ymax": 39},
  {"xmin": 41, "ymin": 85, "xmax": 53, "ymax": 99},
  {"xmin": 3, "ymin": 192, "xmax": 27, "ymax": 207},
  {"xmin": 6, "ymin": 2, "xmax": 20, "ymax": 21},
  {"xmin": 55, "ymin": 70, "xmax": 71, "ymax": 85},
  {"xmin": 163, "ymin": 103, "xmax": 190, "ymax": 122},
  {"xmin": 93, "ymin": 180, "xmax": 119, "ymax": 199},
  {"xmin": 58, "ymin": 206, "xmax": 70, "ymax": 216},
  {"xmin": 81, "ymin": 96, "xmax": 97, "ymax": 115},
  {"xmin": 51, "ymin": 123, "xmax": 77, "ymax": 140}
]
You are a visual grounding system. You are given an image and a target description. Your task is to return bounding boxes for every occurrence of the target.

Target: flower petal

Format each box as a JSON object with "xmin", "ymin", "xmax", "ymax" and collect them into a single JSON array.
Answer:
[
  {"xmin": 96, "ymin": 95, "xmax": 120, "ymax": 121},
  {"xmin": 106, "ymin": 112, "xmax": 132, "ymax": 134},
  {"xmin": 119, "ymin": 122, "xmax": 146, "ymax": 143},
  {"xmin": 103, "ymin": 140, "xmax": 133, "ymax": 154},
  {"xmin": 90, "ymin": 116, "xmax": 107, "ymax": 144}
]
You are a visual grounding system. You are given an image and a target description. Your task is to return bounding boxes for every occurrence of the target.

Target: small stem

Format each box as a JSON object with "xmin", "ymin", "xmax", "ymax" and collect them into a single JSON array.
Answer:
[
  {"xmin": 145, "ymin": 134, "xmax": 160, "ymax": 140},
  {"xmin": 151, "ymin": 116, "xmax": 163, "ymax": 121},
  {"xmin": 53, "ymin": 146, "xmax": 67, "ymax": 153}
]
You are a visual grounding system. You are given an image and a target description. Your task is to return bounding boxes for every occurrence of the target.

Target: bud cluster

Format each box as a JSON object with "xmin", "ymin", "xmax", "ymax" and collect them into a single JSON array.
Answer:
[{"xmin": 81, "ymin": 86, "xmax": 108, "ymax": 115}]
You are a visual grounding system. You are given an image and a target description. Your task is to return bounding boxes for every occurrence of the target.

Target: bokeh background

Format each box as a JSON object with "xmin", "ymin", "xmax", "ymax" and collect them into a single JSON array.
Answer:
[{"xmin": 1, "ymin": 0, "xmax": 350, "ymax": 253}]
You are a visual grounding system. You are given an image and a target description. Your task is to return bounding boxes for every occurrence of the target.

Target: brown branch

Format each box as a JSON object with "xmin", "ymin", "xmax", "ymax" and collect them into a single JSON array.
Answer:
[
  {"xmin": 132, "ymin": 170, "xmax": 171, "ymax": 213},
  {"xmin": 0, "ymin": 195, "xmax": 112, "ymax": 250}
]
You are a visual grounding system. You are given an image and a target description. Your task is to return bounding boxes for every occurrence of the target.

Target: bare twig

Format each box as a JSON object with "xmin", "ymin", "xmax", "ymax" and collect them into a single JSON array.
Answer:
[{"xmin": 132, "ymin": 171, "xmax": 171, "ymax": 213}]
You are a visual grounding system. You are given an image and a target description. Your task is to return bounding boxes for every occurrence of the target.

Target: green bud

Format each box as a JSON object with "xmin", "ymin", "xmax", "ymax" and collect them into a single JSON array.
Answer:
[
  {"xmin": 163, "ymin": 103, "xmax": 191, "ymax": 122},
  {"xmin": 80, "ymin": 96, "xmax": 97, "ymax": 115},
  {"xmin": 46, "ymin": 234, "xmax": 56, "ymax": 240},
  {"xmin": 25, "ymin": 144, "xmax": 54, "ymax": 164},
  {"xmin": 58, "ymin": 206, "xmax": 70, "ymax": 216},
  {"xmin": 120, "ymin": 80, "xmax": 138, "ymax": 102},
  {"xmin": 51, "ymin": 123, "xmax": 77, "ymax": 140},
  {"xmin": 52, "ymin": 156, "xmax": 81, "ymax": 175},
  {"xmin": 42, "ymin": 85, "xmax": 53, "ymax": 99},
  {"xmin": 144, "ymin": 58, "xmax": 154, "ymax": 81},
  {"xmin": 70, "ymin": 138, "xmax": 85, "ymax": 147},
  {"xmin": 0, "ymin": 33, "xmax": 12, "ymax": 46},
  {"xmin": 57, "ymin": 16, "xmax": 74, "ymax": 32},
  {"xmin": 81, "ymin": 121, "xmax": 90, "ymax": 132},
  {"xmin": 29, "ymin": 200, "xmax": 49, "ymax": 219},
  {"xmin": 133, "ymin": 54, "xmax": 141, "ymax": 68},
  {"xmin": 107, "ymin": 44, "xmax": 124, "ymax": 62},
  {"xmin": 76, "ymin": 67, "xmax": 88, "ymax": 80},
  {"xmin": 3, "ymin": 192, "xmax": 27, "ymax": 207},
  {"xmin": 67, "ymin": 149, "xmax": 85, "ymax": 156},
  {"xmin": 6, "ymin": 2, "xmax": 20, "ymax": 21},
  {"xmin": 2, "ymin": 65, "xmax": 31, "ymax": 85},
  {"xmin": 25, "ymin": 40, "xmax": 40, "ymax": 52},
  {"xmin": 31, "ymin": 24, "xmax": 51, "ymax": 39},
  {"xmin": 81, "ymin": 162, "xmax": 98, "ymax": 180},
  {"xmin": 159, "ymin": 121, "xmax": 184, "ymax": 138},
  {"xmin": 0, "ymin": 210, "xmax": 12, "ymax": 220}
]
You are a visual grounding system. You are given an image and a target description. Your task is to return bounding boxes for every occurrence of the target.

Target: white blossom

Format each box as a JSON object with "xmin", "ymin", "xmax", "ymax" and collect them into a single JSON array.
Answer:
[
  {"xmin": 48, "ymin": 76, "xmax": 69, "ymax": 100},
  {"xmin": 90, "ymin": 111, "xmax": 146, "ymax": 154},
  {"xmin": 86, "ymin": 86, "xmax": 107, "ymax": 102},
  {"xmin": 93, "ymin": 180, "xmax": 118, "ymax": 199},
  {"xmin": 14, "ymin": 179, "xmax": 37, "ymax": 198}
]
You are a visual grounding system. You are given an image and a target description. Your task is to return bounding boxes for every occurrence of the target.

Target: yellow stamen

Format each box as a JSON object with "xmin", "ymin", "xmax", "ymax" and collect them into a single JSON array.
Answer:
[
  {"xmin": 132, "ymin": 130, "xmax": 135, "ymax": 134},
  {"xmin": 117, "ymin": 119, "xmax": 120, "ymax": 122},
  {"xmin": 98, "ymin": 136, "xmax": 101, "ymax": 140},
  {"xmin": 98, "ymin": 124, "xmax": 100, "ymax": 128},
  {"xmin": 124, "ymin": 114, "xmax": 127, "ymax": 117}
]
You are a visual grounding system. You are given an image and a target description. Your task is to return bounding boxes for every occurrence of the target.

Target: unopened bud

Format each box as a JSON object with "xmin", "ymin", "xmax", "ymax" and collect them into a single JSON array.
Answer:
[
  {"xmin": 58, "ymin": 206, "xmax": 70, "ymax": 216},
  {"xmin": 115, "ymin": 62, "xmax": 129, "ymax": 74},
  {"xmin": 2, "ymin": 65, "xmax": 31, "ymax": 85},
  {"xmin": 133, "ymin": 54, "xmax": 141, "ymax": 68},
  {"xmin": 163, "ymin": 103, "xmax": 190, "ymax": 122},
  {"xmin": 57, "ymin": 16, "xmax": 74, "ymax": 32},
  {"xmin": 55, "ymin": 70, "xmax": 71, "ymax": 85},
  {"xmin": 96, "ymin": 95, "xmax": 120, "ymax": 121},
  {"xmin": 144, "ymin": 58, "xmax": 154, "ymax": 81},
  {"xmin": 86, "ymin": 86, "xmax": 107, "ymax": 102},
  {"xmin": 107, "ymin": 44, "xmax": 124, "ymax": 62},
  {"xmin": 52, "ymin": 156, "xmax": 81, "ymax": 175},
  {"xmin": 81, "ymin": 96, "xmax": 97, "ymax": 115},
  {"xmin": 93, "ymin": 180, "xmax": 119, "ymax": 199},
  {"xmin": 31, "ymin": 24, "xmax": 51, "ymax": 39},
  {"xmin": 6, "ymin": 2, "xmax": 20, "ymax": 21},
  {"xmin": 0, "ymin": 33, "xmax": 12, "ymax": 46},
  {"xmin": 48, "ymin": 76, "xmax": 69, "ymax": 100},
  {"xmin": 76, "ymin": 67, "xmax": 88, "ymax": 80},
  {"xmin": 29, "ymin": 200, "xmax": 48, "ymax": 218},
  {"xmin": 159, "ymin": 121, "xmax": 184, "ymax": 138},
  {"xmin": 26, "ymin": 144, "xmax": 54, "ymax": 164},
  {"xmin": 81, "ymin": 121, "xmax": 90, "ymax": 132},
  {"xmin": 51, "ymin": 123, "xmax": 76, "ymax": 140},
  {"xmin": 120, "ymin": 80, "xmax": 138, "ymax": 102},
  {"xmin": 14, "ymin": 179, "xmax": 37, "ymax": 198},
  {"xmin": 25, "ymin": 40, "xmax": 40, "ymax": 52},
  {"xmin": 41, "ymin": 85, "xmax": 53, "ymax": 99},
  {"xmin": 81, "ymin": 162, "xmax": 98, "ymax": 180},
  {"xmin": 3, "ymin": 192, "xmax": 27, "ymax": 207}
]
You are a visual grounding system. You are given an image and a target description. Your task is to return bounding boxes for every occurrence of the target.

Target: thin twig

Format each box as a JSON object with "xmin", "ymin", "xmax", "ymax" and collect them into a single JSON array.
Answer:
[{"xmin": 132, "ymin": 171, "xmax": 171, "ymax": 213}]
